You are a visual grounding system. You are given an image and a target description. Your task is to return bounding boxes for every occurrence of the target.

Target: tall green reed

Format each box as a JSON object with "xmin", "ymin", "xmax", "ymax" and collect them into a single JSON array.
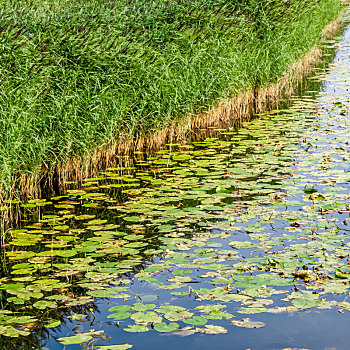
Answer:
[{"xmin": 0, "ymin": 0, "xmax": 343, "ymax": 201}]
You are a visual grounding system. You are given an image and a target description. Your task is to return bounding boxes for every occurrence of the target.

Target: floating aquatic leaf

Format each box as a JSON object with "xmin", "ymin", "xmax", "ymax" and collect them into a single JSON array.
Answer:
[
  {"xmin": 107, "ymin": 312, "xmax": 131, "ymax": 321},
  {"xmin": 124, "ymin": 216, "xmax": 141, "ymax": 222},
  {"xmin": 87, "ymin": 288, "xmax": 129, "ymax": 298},
  {"xmin": 155, "ymin": 305, "xmax": 186, "ymax": 314},
  {"xmin": 33, "ymin": 300, "xmax": 57, "ymax": 309},
  {"xmin": 183, "ymin": 316, "xmax": 207, "ymax": 326},
  {"xmin": 57, "ymin": 333, "xmax": 93, "ymax": 345},
  {"xmin": 95, "ymin": 345, "xmax": 133, "ymax": 350},
  {"xmin": 237, "ymin": 307, "xmax": 267, "ymax": 314},
  {"xmin": 131, "ymin": 303, "xmax": 156, "ymax": 312},
  {"xmin": 70, "ymin": 314, "xmax": 88, "ymax": 320},
  {"xmin": 139, "ymin": 294, "xmax": 159, "ymax": 302},
  {"xmin": 164, "ymin": 310, "xmax": 193, "ymax": 321},
  {"xmin": 45, "ymin": 320, "xmax": 61, "ymax": 328},
  {"xmin": 0, "ymin": 325, "xmax": 30, "ymax": 337},
  {"xmin": 291, "ymin": 299, "xmax": 321, "ymax": 309},
  {"xmin": 56, "ymin": 250, "xmax": 77, "ymax": 257},
  {"xmin": 172, "ymin": 269, "xmax": 192, "ymax": 276},
  {"xmin": 231, "ymin": 318, "xmax": 265, "ymax": 328},
  {"xmin": 123, "ymin": 325, "xmax": 149, "ymax": 333},
  {"xmin": 87, "ymin": 219, "xmax": 108, "ymax": 225},
  {"xmin": 108, "ymin": 305, "xmax": 131, "ymax": 313},
  {"xmin": 131, "ymin": 312, "xmax": 162, "ymax": 324},
  {"xmin": 171, "ymin": 327, "xmax": 197, "ymax": 337},
  {"xmin": 154, "ymin": 322, "xmax": 180, "ymax": 332},
  {"xmin": 199, "ymin": 325, "xmax": 228, "ymax": 334}
]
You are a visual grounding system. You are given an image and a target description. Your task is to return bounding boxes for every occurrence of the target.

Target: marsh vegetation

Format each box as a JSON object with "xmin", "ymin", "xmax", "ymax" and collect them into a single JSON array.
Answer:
[
  {"xmin": 1, "ymin": 21, "xmax": 350, "ymax": 349},
  {"xmin": 0, "ymin": 0, "xmax": 342, "ymax": 203}
]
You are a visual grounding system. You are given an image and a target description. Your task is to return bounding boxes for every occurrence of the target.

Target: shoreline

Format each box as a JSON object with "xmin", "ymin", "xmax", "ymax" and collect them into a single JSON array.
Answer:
[
  {"xmin": 0, "ymin": 4, "xmax": 347, "ymax": 230},
  {"xmin": 18, "ymin": 17, "xmax": 345, "ymax": 195}
]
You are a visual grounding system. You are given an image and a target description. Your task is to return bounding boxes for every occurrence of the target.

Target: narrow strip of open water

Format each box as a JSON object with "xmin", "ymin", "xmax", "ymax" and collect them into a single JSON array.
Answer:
[{"xmin": 1, "ymin": 14, "xmax": 350, "ymax": 350}]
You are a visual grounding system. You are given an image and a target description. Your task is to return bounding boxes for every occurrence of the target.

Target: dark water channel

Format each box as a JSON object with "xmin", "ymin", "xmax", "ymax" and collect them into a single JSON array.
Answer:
[{"xmin": 2, "ymin": 14, "xmax": 350, "ymax": 350}]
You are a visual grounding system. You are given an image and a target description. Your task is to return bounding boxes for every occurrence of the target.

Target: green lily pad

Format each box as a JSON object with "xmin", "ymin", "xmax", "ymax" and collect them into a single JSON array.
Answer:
[
  {"xmin": 108, "ymin": 305, "xmax": 131, "ymax": 313},
  {"xmin": 57, "ymin": 333, "xmax": 93, "ymax": 345},
  {"xmin": 154, "ymin": 322, "xmax": 179, "ymax": 333},
  {"xmin": 33, "ymin": 300, "xmax": 57, "ymax": 309},
  {"xmin": 123, "ymin": 325, "xmax": 149, "ymax": 333},
  {"xmin": 131, "ymin": 303, "xmax": 156, "ymax": 312},
  {"xmin": 130, "ymin": 311, "xmax": 162, "ymax": 324},
  {"xmin": 139, "ymin": 294, "xmax": 159, "ymax": 302},
  {"xmin": 183, "ymin": 316, "xmax": 207, "ymax": 326},
  {"xmin": 107, "ymin": 312, "xmax": 132, "ymax": 321},
  {"xmin": 45, "ymin": 320, "xmax": 61, "ymax": 328},
  {"xmin": 164, "ymin": 310, "xmax": 193, "ymax": 321},
  {"xmin": 292, "ymin": 298, "xmax": 321, "ymax": 309}
]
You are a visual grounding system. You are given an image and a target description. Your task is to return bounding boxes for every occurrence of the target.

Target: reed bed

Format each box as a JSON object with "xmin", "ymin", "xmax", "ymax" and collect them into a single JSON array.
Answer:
[{"xmin": 0, "ymin": 0, "xmax": 344, "ymax": 206}]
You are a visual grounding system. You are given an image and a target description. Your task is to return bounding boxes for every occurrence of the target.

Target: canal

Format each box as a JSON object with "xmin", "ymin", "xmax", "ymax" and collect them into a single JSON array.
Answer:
[{"xmin": 1, "ymin": 12, "xmax": 350, "ymax": 350}]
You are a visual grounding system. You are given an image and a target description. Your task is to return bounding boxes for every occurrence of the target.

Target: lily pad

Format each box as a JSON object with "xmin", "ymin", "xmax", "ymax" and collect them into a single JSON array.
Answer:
[
  {"xmin": 108, "ymin": 305, "xmax": 131, "ymax": 313},
  {"xmin": 154, "ymin": 322, "xmax": 180, "ymax": 333},
  {"xmin": 231, "ymin": 318, "xmax": 265, "ymax": 328},
  {"xmin": 45, "ymin": 320, "xmax": 61, "ymax": 328},
  {"xmin": 131, "ymin": 312, "xmax": 162, "ymax": 325},
  {"xmin": 123, "ymin": 325, "xmax": 149, "ymax": 333},
  {"xmin": 107, "ymin": 312, "xmax": 132, "ymax": 321},
  {"xmin": 183, "ymin": 316, "xmax": 207, "ymax": 326},
  {"xmin": 131, "ymin": 303, "xmax": 156, "ymax": 312},
  {"xmin": 57, "ymin": 333, "xmax": 93, "ymax": 345}
]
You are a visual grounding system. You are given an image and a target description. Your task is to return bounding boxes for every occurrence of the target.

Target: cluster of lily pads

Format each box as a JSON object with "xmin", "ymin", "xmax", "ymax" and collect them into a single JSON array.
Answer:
[{"xmin": 1, "ymin": 36, "xmax": 350, "ymax": 349}]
